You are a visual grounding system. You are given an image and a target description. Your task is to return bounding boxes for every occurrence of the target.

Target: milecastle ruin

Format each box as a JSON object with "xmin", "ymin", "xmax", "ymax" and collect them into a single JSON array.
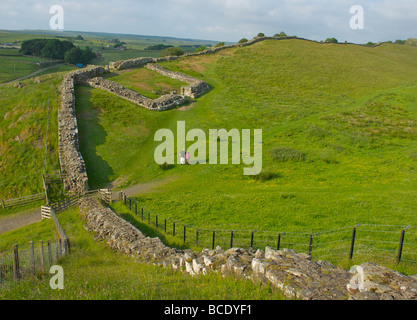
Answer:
[{"xmin": 56, "ymin": 36, "xmax": 416, "ymax": 300}]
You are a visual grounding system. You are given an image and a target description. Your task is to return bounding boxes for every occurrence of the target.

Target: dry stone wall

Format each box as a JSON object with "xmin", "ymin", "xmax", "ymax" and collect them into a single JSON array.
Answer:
[
  {"xmin": 58, "ymin": 66, "xmax": 107, "ymax": 193},
  {"xmin": 86, "ymin": 77, "xmax": 187, "ymax": 111},
  {"xmin": 145, "ymin": 63, "xmax": 209, "ymax": 98},
  {"xmin": 79, "ymin": 197, "xmax": 417, "ymax": 300}
]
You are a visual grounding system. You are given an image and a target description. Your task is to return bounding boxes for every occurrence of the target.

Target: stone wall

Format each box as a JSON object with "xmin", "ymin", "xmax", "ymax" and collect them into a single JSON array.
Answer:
[
  {"xmin": 79, "ymin": 197, "xmax": 417, "ymax": 300},
  {"xmin": 86, "ymin": 77, "xmax": 187, "ymax": 111},
  {"xmin": 58, "ymin": 66, "xmax": 107, "ymax": 193},
  {"xmin": 145, "ymin": 63, "xmax": 209, "ymax": 99}
]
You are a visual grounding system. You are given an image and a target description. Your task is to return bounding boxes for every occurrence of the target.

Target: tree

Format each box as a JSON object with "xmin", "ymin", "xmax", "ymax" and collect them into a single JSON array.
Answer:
[
  {"xmin": 195, "ymin": 46, "xmax": 207, "ymax": 53},
  {"xmin": 64, "ymin": 46, "xmax": 96, "ymax": 64},
  {"xmin": 64, "ymin": 47, "xmax": 83, "ymax": 64},
  {"xmin": 75, "ymin": 35, "xmax": 84, "ymax": 40},
  {"xmin": 160, "ymin": 47, "xmax": 185, "ymax": 57},
  {"xmin": 257, "ymin": 33, "xmax": 265, "ymax": 37},
  {"xmin": 238, "ymin": 38, "xmax": 248, "ymax": 44},
  {"xmin": 273, "ymin": 32, "xmax": 287, "ymax": 37},
  {"xmin": 325, "ymin": 37, "xmax": 338, "ymax": 43},
  {"xmin": 20, "ymin": 38, "xmax": 74, "ymax": 59},
  {"xmin": 215, "ymin": 42, "xmax": 225, "ymax": 48}
]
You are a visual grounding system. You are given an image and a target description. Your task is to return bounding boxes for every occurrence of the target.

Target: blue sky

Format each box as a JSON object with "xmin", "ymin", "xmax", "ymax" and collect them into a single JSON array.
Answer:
[{"xmin": 1, "ymin": 0, "xmax": 417, "ymax": 43}]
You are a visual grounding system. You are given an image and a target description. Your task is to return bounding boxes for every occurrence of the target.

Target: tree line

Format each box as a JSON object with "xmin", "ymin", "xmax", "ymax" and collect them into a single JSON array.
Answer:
[{"xmin": 20, "ymin": 39, "xmax": 96, "ymax": 65}]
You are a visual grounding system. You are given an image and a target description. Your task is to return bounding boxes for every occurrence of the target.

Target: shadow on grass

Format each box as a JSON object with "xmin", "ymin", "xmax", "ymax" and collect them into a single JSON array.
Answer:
[
  {"xmin": 75, "ymin": 86, "xmax": 114, "ymax": 189},
  {"xmin": 117, "ymin": 210, "xmax": 194, "ymax": 251}
]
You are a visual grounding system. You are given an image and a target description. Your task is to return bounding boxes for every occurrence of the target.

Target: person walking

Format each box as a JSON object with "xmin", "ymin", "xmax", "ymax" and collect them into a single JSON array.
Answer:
[
  {"xmin": 186, "ymin": 151, "xmax": 190, "ymax": 165},
  {"xmin": 180, "ymin": 149, "xmax": 185, "ymax": 165}
]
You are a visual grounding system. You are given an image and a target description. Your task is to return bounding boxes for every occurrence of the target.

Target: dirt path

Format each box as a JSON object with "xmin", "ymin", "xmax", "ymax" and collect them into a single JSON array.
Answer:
[
  {"xmin": 114, "ymin": 174, "xmax": 179, "ymax": 197},
  {"xmin": 0, "ymin": 207, "xmax": 41, "ymax": 234},
  {"xmin": 2, "ymin": 63, "xmax": 66, "ymax": 84}
]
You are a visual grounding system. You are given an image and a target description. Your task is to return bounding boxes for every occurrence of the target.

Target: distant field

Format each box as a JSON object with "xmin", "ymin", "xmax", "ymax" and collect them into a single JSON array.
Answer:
[
  {"xmin": 0, "ymin": 73, "xmax": 62, "ymax": 199},
  {"xmin": 0, "ymin": 58, "xmax": 39, "ymax": 83}
]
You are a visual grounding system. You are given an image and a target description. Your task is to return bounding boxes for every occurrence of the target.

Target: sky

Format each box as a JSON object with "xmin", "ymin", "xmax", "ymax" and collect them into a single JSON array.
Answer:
[{"xmin": 1, "ymin": 0, "xmax": 417, "ymax": 43}]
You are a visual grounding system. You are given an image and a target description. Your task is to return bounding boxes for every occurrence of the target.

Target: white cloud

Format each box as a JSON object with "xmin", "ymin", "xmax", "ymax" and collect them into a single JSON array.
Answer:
[{"xmin": 0, "ymin": 0, "xmax": 415, "ymax": 43}]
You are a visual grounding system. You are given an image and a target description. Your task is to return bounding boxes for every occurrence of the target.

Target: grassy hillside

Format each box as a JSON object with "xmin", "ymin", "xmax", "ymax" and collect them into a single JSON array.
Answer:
[
  {"xmin": 0, "ymin": 73, "xmax": 62, "ymax": 200},
  {"xmin": 75, "ymin": 39, "xmax": 417, "ymax": 241}
]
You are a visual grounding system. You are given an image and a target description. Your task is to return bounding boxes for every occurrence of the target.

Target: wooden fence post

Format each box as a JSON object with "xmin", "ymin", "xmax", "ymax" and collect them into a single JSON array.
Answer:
[
  {"xmin": 212, "ymin": 231, "xmax": 216, "ymax": 250},
  {"xmin": 40, "ymin": 240, "xmax": 45, "ymax": 273},
  {"xmin": 277, "ymin": 233, "xmax": 282, "ymax": 250},
  {"xmin": 250, "ymin": 231, "xmax": 257, "ymax": 249},
  {"xmin": 230, "ymin": 231, "xmax": 234, "ymax": 248},
  {"xmin": 48, "ymin": 240, "xmax": 52, "ymax": 266},
  {"xmin": 29, "ymin": 241, "xmax": 35, "ymax": 276},
  {"xmin": 349, "ymin": 224, "xmax": 361, "ymax": 260},
  {"xmin": 308, "ymin": 233, "xmax": 318, "ymax": 256},
  {"xmin": 397, "ymin": 226, "xmax": 410, "ymax": 265},
  {"xmin": 13, "ymin": 244, "xmax": 20, "ymax": 280}
]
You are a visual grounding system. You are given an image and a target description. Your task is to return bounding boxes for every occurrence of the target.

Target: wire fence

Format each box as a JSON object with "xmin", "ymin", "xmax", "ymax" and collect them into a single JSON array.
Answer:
[
  {"xmin": 0, "ymin": 239, "xmax": 68, "ymax": 287},
  {"xmin": 120, "ymin": 192, "xmax": 417, "ymax": 268}
]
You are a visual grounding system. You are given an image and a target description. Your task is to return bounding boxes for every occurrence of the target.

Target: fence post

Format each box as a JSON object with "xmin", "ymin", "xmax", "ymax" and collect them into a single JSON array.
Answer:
[
  {"xmin": 230, "ymin": 231, "xmax": 234, "ymax": 248},
  {"xmin": 196, "ymin": 229, "xmax": 199, "ymax": 246},
  {"xmin": 129, "ymin": 198, "xmax": 131, "ymax": 211},
  {"xmin": 183, "ymin": 225, "xmax": 186, "ymax": 243},
  {"xmin": 48, "ymin": 240, "xmax": 52, "ymax": 266},
  {"xmin": 135, "ymin": 203, "xmax": 137, "ymax": 215},
  {"xmin": 13, "ymin": 244, "xmax": 20, "ymax": 280},
  {"xmin": 56, "ymin": 239, "xmax": 60, "ymax": 261},
  {"xmin": 156, "ymin": 215, "xmax": 158, "ymax": 229},
  {"xmin": 141, "ymin": 208, "xmax": 144, "ymax": 221},
  {"xmin": 148, "ymin": 212, "xmax": 150, "ymax": 224},
  {"xmin": 349, "ymin": 224, "xmax": 361, "ymax": 260},
  {"xmin": 308, "ymin": 233, "xmax": 318, "ymax": 256},
  {"xmin": 40, "ymin": 240, "xmax": 45, "ymax": 273},
  {"xmin": 29, "ymin": 241, "xmax": 35, "ymax": 276},
  {"xmin": 173, "ymin": 222, "xmax": 176, "ymax": 237},
  {"xmin": 165, "ymin": 219, "xmax": 167, "ymax": 233},
  {"xmin": 66, "ymin": 238, "xmax": 71, "ymax": 254},
  {"xmin": 277, "ymin": 233, "xmax": 281, "ymax": 250},
  {"xmin": 212, "ymin": 231, "xmax": 216, "ymax": 250},
  {"xmin": 397, "ymin": 226, "xmax": 410, "ymax": 265},
  {"xmin": 250, "ymin": 231, "xmax": 257, "ymax": 249}
]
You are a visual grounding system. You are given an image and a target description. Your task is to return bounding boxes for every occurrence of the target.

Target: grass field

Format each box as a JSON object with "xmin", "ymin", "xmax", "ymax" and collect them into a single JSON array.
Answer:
[
  {"xmin": 107, "ymin": 68, "xmax": 189, "ymax": 99},
  {"xmin": 73, "ymin": 39, "xmax": 417, "ymax": 269},
  {"xmin": 0, "ymin": 73, "xmax": 62, "ymax": 199},
  {"xmin": 0, "ymin": 206, "xmax": 284, "ymax": 300}
]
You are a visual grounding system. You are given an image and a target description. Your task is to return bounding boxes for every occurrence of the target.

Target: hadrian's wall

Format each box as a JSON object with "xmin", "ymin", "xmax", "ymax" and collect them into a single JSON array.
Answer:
[
  {"xmin": 145, "ymin": 63, "xmax": 209, "ymax": 98},
  {"xmin": 80, "ymin": 197, "xmax": 417, "ymax": 300},
  {"xmin": 86, "ymin": 77, "xmax": 187, "ymax": 111},
  {"xmin": 58, "ymin": 66, "xmax": 107, "ymax": 193}
]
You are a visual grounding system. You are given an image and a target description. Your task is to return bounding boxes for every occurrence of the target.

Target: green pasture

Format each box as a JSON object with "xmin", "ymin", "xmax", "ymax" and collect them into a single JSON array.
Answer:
[{"xmin": 73, "ymin": 39, "xmax": 417, "ymax": 269}]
